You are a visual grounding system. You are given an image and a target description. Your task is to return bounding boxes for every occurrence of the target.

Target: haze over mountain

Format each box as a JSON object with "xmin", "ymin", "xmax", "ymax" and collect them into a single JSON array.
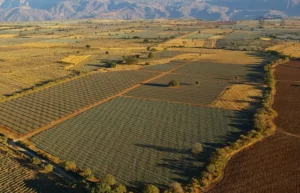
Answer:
[{"xmin": 0, "ymin": 0, "xmax": 299, "ymax": 21}]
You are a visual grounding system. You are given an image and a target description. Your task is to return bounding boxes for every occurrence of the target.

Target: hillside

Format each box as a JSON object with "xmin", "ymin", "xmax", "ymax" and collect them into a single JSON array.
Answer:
[{"xmin": 0, "ymin": 0, "xmax": 299, "ymax": 21}]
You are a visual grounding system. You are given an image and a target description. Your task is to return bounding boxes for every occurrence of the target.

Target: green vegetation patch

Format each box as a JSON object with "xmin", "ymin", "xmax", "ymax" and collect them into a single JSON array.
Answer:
[{"xmin": 31, "ymin": 97, "xmax": 252, "ymax": 186}]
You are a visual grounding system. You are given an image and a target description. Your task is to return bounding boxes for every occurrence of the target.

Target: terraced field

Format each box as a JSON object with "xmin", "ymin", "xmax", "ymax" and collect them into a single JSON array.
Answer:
[
  {"xmin": 31, "ymin": 97, "xmax": 251, "ymax": 186},
  {"xmin": 0, "ymin": 70, "xmax": 158, "ymax": 135}
]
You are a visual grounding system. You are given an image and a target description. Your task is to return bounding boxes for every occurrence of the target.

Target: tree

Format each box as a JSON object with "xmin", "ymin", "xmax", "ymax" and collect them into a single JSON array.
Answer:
[
  {"xmin": 168, "ymin": 182, "xmax": 184, "ymax": 193},
  {"xmin": 192, "ymin": 143, "xmax": 203, "ymax": 155},
  {"xmin": 114, "ymin": 184, "xmax": 126, "ymax": 193},
  {"xmin": 147, "ymin": 46, "xmax": 151, "ymax": 51},
  {"xmin": 64, "ymin": 161, "xmax": 77, "ymax": 171},
  {"xmin": 143, "ymin": 38, "xmax": 149, "ymax": 43},
  {"xmin": 143, "ymin": 184, "xmax": 160, "ymax": 193},
  {"xmin": 168, "ymin": 80, "xmax": 180, "ymax": 87},
  {"xmin": 148, "ymin": 52, "xmax": 154, "ymax": 59},
  {"xmin": 86, "ymin": 45, "xmax": 91, "ymax": 49},
  {"xmin": 105, "ymin": 61, "xmax": 117, "ymax": 68},
  {"xmin": 44, "ymin": 164, "xmax": 54, "ymax": 173},
  {"xmin": 80, "ymin": 168, "xmax": 93, "ymax": 179},
  {"xmin": 32, "ymin": 157, "xmax": 41, "ymax": 165},
  {"xmin": 105, "ymin": 51, "xmax": 109, "ymax": 55},
  {"xmin": 122, "ymin": 55, "xmax": 139, "ymax": 65},
  {"xmin": 101, "ymin": 174, "xmax": 116, "ymax": 186}
]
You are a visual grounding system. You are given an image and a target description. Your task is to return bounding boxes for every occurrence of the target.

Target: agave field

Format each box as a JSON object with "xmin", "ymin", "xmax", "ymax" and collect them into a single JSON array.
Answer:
[
  {"xmin": 0, "ymin": 150, "xmax": 36, "ymax": 192},
  {"xmin": 31, "ymin": 97, "xmax": 251, "ymax": 186},
  {"xmin": 0, "ymin": 70, "xmax": 158, "ymax": 135},
  {"xmin": 125, "ymin": 73, "xmax": 232, "ymax": 105}
]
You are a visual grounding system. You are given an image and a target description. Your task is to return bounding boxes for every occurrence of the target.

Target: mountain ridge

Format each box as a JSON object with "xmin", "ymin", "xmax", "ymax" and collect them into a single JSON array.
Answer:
[{"xmin": 0, "ymin": 0, "xmax": 299, "ymax": 21}]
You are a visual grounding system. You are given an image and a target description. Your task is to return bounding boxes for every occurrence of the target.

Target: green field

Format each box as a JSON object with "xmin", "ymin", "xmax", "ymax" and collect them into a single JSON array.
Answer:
[{"xmin": 31, "ymin": 97, "xmax": 252, "ymax": 186}]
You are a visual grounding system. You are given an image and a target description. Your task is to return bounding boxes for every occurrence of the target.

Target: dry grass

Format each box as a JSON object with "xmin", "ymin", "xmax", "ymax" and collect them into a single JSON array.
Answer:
[
  {"xmin": 0, "ymin": 34, "xmax": 18, "ymax": 38},
  {"xmin": 267, "ymin": 43, "xmax": 300, "ymax": 58},
  {"xmin": 60, "ymin": 55, "xmax": 91, "ymax": 65},
  {"xmin": 260, "ymin": 37, "xmax": 271, "ymax": 41},
  {"xmin": 211, "ymin": 84, "xmax": 264, "ymax": 111}
]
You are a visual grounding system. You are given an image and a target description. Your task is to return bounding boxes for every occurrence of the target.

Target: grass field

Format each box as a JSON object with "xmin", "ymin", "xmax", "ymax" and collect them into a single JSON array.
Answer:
[{"xmin": 31, "ymin": 97, "xmax": 252, "ymax": 186}]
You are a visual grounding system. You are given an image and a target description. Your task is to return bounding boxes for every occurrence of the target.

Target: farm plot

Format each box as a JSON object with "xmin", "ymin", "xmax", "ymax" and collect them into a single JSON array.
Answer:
[
  {"xmin": 0, "ymin": 150, "xmax": 36, "ymax": 193},
  {"xmin": 31, "ymin": 97, "xmax": 252, "ymax": 186},
  {"xmin": 207, "ymin": 132, "xmax": 300, "ymax": 193},
  {"xmin": 211, "ymin": 84, "xmax": 264, "ymax": 111},
  {"xmin": 274, "ymin": 61, "xmax": 300, "ymax": 81},
  {"xmin": 125, "ymin": 73, "xmax": 233, "ymax": 105},
  {"xmin": 0, "ymin": 70, "xmax": 158, "ymax": 135},
  {"xmin": 174, "ymin": 61, "xmax": 264, "ymax": 82},
  {"xmin": 141, "ymin": 61, "xmax": 184, "ymax": 72},
  {"xmin": 153, "ymin": 50, "xmax": 189, "ymax": 59}
]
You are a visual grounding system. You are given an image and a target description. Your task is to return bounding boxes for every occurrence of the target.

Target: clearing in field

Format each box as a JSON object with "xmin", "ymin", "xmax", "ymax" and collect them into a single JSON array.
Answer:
[
  {"xmin": 31, "ymin": 97, "xmax": 252, "ymax": 186},
  {"xmin": 211, "ymin": 84, "xmax": 264, "ymax": 111}
]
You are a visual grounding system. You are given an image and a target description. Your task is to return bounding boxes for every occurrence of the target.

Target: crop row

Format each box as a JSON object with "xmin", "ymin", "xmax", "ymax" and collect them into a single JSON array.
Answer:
[
  {"xmin": 0, "ymin": 70, "xmax": 159, "ymax": 134},
  {"xmin": 125, "ymin": 73, "xmax": 232, "ymax": 105},
  {"xmin": 31, "ymin": 97, "xmax": 252, "ymax": 186},
  {"xmin": 0, "ymin": 151, "xmax": 36, "ymax": 193}
]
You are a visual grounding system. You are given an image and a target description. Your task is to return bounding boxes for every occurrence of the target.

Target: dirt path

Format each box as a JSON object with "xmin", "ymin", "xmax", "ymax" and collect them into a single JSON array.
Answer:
[{"xmin": 16, "ymin": 60, "xmax": 195, "ymax": 141}]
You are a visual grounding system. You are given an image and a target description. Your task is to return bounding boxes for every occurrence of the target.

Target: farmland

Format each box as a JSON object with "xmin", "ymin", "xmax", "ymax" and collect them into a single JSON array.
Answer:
[
  {"xmin": 206, "ymin": 60, "xmax": 300, "ymax": 193},
  {"xmin": 31, "ymin": 97, "xmax": 252, "ymax": 186},
  {"xmin": 0, "ymin": 70, "xmax": 158, "ymax": 136},
  {"xmin": 0, "ymin": 18, "xmax": 298, "ymax": 192}
]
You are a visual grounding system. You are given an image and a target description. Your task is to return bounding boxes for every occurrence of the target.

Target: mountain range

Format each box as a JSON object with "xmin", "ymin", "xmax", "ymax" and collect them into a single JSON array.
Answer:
[{"xmin": 0, "ymin": 0, "xmax": 299, "ymax": 21}]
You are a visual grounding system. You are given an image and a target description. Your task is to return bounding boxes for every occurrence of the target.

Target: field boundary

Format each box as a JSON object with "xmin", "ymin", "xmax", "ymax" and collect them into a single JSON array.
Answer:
[
  {"xmin": 15, "ymin": 60, "xmax": 195, "ymax": 141},
  {"xmin": 185, "ymin": 53, "xmax": 289, "ymax": 193}
]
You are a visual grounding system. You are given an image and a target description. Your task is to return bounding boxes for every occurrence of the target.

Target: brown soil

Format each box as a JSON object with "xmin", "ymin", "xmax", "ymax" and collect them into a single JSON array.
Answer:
[{"xmin": 206, "ymin": 61, "xmax": 300, "ymax": 193}]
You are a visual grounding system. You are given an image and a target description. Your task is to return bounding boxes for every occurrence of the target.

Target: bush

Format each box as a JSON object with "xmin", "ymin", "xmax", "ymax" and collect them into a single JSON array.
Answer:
[
  {"xmin": 44, "ymin": 164, "xmax": 54, "ymax": 173},
  {"xmin": 80, "ymin": 168, "xmax": 93, "ymax": 179},
  {"xmin": 143, "ymin": 39, "xmax": 149, "ymax": 43},
  {"xmin": 143, "ymin": 184, "xmax": 160, "ymax": 193},
  {"xmin": 101, "ymin": 174, "xmax": 116, "ymax": 186},
  {"xmin": 145, "ymin": 62, "xmax": 150, "ymax": 65},
  {"xmin": 114, "ymin": 184, "xmax": 127, "ymax": 193},
  {"xmin": 195, "ymin": 81, "xmax": 200, "ymax": 85},
  {"xmin": 151, "ymin": 48, "xmax": 158, "ymax": 52},
  {"xmin": 105, "ymin": 51, "xmax": 109, "ymax": 55},
  {"xmin": 105, "ymin": 61, "xmax": 117, "ymax": 68},
  {"xmin": 168, "ymin": 182, "xmax": 184, "ymax": 193},
  {"xmin": 148, "ymin": 52, "xmax": 154, "ymax": 59},
  {"xmin": 86, "ymin": 45, "xmax": 91, "ymax": 49},
  {"xmin": 122, "ymin": 56, "xmax": 139, "ymax": 65},
  {"xmin": 191, "ymin": 143, "xmax": 203, "ymax": 155},
  {"xmin": 32, "ymin": 157, "xmax": 41, "ymax": 165},
  {"xmin": 168, "ymin": 80, "xmax": 180, "ymax": 87},
  {"xmin": 64, "ymin": 161, "xmax": 77, "ymax": 171}
]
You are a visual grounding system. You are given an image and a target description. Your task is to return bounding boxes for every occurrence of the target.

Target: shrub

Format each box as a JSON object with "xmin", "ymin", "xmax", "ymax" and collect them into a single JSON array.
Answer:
[
  {"xmin": 105, "ymin": 61, "xmax": 117, "ymax": 68},
  {"xmin": 168, "ymin": 80, "xmax": 180, "ymax": 87},
  {"xmin": 148, "ymin": 52, "xmax": 154, "ymax": 59},
  {"xmin": 195, "ymin": 81, "xmax": 200, "ymax": 85},
  {"xmin": 80, "ymin": 168, "xmax": 93, "ymax": 179},
  {"xmin": 64, "ymin": 161, "xmax": 77, "ymax": 171},
  {"xmin": 101, "ymin": 174, "xmax": 116, "ymax": 186},
  {"xmin": 151, "ymin": 48, "xmax": 158, "ymax": 52},
  {"xmin": 122, "ymin": 56, "xmax": 139, "ymax": 65},
  {"xmin": 147, "ymin": 47, "xmax": 151, "ymax": 51},
  {"xmin": 32, "ymin": 157, "xmax": 41, "ymax": 165},
  {"xmin": 143, "ymin": 39, "xmax": 149, "ymax": 43},
  {"xmin": 105, "ymin": 51, "xmax": 109, "ymax": 55},
  {"xmin": 168, "ymin": 182, "xmax": 184, "ymax": 193},
  {"xmin": 143, "ymin": 184, "xmax": 160, "ymax": 193},
  {"xmin": 191, "ymin": 143, "xmax": 203, "ymax": 155},
  {"xmin": 86, "ymin": 45, "xmax": 91, "ymax": 49},
  {"xmin": 145, "ymin": 62, "xmax": 150, "ymax": 65},
  {"xmin": 44, "ymin": 164, "xmax": 54, "ymax": 173},
  {"xmin": 114, "ymin": 184, "xmax": 127, "ymax": 193}
]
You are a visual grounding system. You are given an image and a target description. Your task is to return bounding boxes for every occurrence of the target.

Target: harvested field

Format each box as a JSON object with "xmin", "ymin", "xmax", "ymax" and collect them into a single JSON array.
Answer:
[
  {"xmin": 267, "ymin": 43, "xmax": 300, "ymax": 58},
  {"xmin": 274, "ymin": 61, "xmax": 300, "ymax": 82},
  {"xmin": 60, "ymin": 55, "xmax": 91, "ymax": 65},
  {"xmin": 141, "ymin": 61, "xmax": 184, "ymax": 72},
  {"xmin": 0, "ymin": 71, "xmax": 158, "ymax": 135},
  {"xmin": 212, "ymin": 84, "xmax": 264, "ymax": 111},
  {"xmin": 207, "ymin": 133, "xmax": 300, "ymax": 193},
  {"xmin": 125, "ymin": 74, "xmax": 232, "ymax": 105},
  {"xmin": 31, "ymin": 97, "xmax": 252, "ymax": 186}
]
